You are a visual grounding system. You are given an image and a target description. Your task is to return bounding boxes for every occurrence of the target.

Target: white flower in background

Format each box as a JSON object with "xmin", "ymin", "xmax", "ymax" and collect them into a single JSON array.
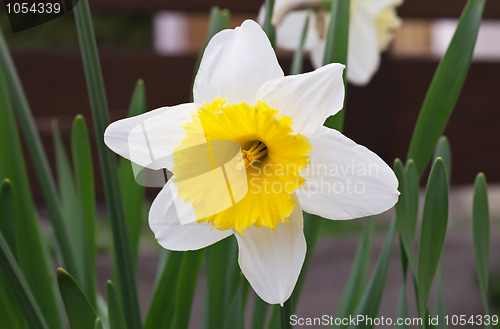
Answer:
[
  {"xmin": 264, "ymin": 0, "xmax": 403, "ymax": 85},
  {"xmin": 104, "ymin": 20, "xmax": 399, "ymax": 305}
]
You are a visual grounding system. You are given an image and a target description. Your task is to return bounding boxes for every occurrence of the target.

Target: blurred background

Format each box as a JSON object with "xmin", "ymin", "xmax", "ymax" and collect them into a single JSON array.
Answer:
[{"xmin": 1, "ymin": 0, "xmax": 500, "ymax": 327}]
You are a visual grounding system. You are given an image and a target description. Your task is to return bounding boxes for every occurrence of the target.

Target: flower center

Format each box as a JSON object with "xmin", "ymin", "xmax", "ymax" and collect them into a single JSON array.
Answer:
[
  {"xmin": 374, "ymin": 5, "xmax": 401, "ymax": 51},
  {"xmin": 242, "ymin": 140, "xmax": 268, "ymax": 168},
  {"xmin": 172, "ymin": 98, "xmax": 312, "ymax": 234},
  {"xmin": 292, "ymin": 0, "xmax": 401, "ymax": 50}
]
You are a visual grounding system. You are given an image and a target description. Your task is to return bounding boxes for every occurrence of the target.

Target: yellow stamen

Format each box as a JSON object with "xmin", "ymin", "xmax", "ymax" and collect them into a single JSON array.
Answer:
[{"xmin": 242, "ymin": 141, "xmax": 268, "ymax": 168}]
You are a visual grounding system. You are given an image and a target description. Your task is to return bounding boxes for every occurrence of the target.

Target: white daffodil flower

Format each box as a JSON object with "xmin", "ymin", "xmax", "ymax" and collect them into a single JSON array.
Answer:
[
  {"xmin": 263, "ymin": 0, "xmax": 403, "ymax": 85},
  {"xmin": 104, "ymin": 20, "xmax": 399, "ymax": 305}
]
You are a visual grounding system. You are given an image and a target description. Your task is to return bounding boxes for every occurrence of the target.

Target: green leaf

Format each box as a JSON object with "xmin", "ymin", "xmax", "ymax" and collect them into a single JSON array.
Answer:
[
  {"xmin": 280, "ymin": 300, "xmax": 292, "ymax": 329},
  {"xmin": 107, "ymin": 281, "xmax": 128, "ymax": 329},
  {"xmin": 205, "ymin": 238, "xmax": 234, "ymax": 329},
  {"xmin": 240, "ymin": 281, "xmax": 250, "ymax": 321},
  {"xmin": 435, "ymin": 264, "xmax": 447, "ymax": 329},
  {"xmin": 127, "ymin": 80, "xmax": 146, "ymax": 117},
  {"xmin": 0, "ymin": 179, "xmax": 28, "ymax": 329},
  {"xmin": 323, "ymin": 0, "xmax": 350, "ymax": 66},
  {"xmin": 73, "ymin": 1, "xmax": 142, "ymax": 327},
  {"xmin": 395, "ymin": 159, "xmax": 419, "ymax": 302},
  {"xmin": 223, "ymin": 275, "xmax": 245, "ymax": 329},
  {"xmin": 393, "ymin": 159, "xmax": 417, "ymax": 278},
  {"xmin": 95, "ymin": 318, "xmax": 104, "ymax": 329},
  {"xmin": 433, "ymin": 136, "xmax": 452, "ymax": 183},
  {"xmin": 0, "ymin": 273, "xmax": 27, "ymax": 329},
  {"xmin": 472, "ymin": 173, "xmax": 491, "ymax": 317},
  {"xmin": 225, "ymin": 238, "xmax": 245, "ymax": 310},
  {"xmin": 0, "ymin": 231, "xmax": 49, "ymax": 329},
  {"xmin": 0, "ymin": 42, "xmax": 63, "ymax": 329},
  {"xmin": 0, "ymin": 179, "xmax": 15, "ymax": 254},
  {"xmin": 252, "ymin": 296, "xmax": 269, "ymax": 329},
  {"xmin": 394, "ymin": 288, "xmax": 409, "ymax": 329},
  {"xmin": 172, "ymin": 250, "xmax": 205, "ymax": 329},
  {"xmin": 57, "ymin": 268, "xmax": 98, "ymax": 329},
  {"xmin": 394, "ymin": 161, "xmax": 419, "ymax": 312},
  {"xmin": 407, "ymin": 0, "xmax": 486, "ymax": 176},
  {"xmin": 404, "ymin": 160, "xmax": 419, "ymax": 236},
  {"xmin": 432, "ymin": 138, "xmax": 451, "ymax": 329},
  {"xmin": 53, "ymin": 122, "xmax": 78, "ymax": 223},
  {"xmin": 0, "ymin": 25, "xmax": 78, "ymax": 282},
  {"xmin": 53, "ymin": 123, "xmax": 84, "ymax": 282},
  {"xmin": 417, "ymin": 158, "xmax": 448, "ymax": 319},
  {"xmin": 71, "ymin": 115, "xmax": 97, "ymax": 306},
  {"xmin": 262, "ymin": 0, "xmax": 276, "ymax": 47},
  {"xmin": 323, "ymin": 0, "xmax": 350, "ymax": 131},
  {"xmin": 144, "ymin": 252, "xmax": 184, "ymax": 329},
  {"xmin": 267, "ymin": 306, "xmax": 280, "ymax": 329},
  {"xmin": 96, "ymin": 296, "xmax": 111, "ymax": 329},
  {"xmin": 347, "ymin": 219, "xmax": 396, "ymax": 329},
  {"xmin": 290, "ymin": 16, "xmax": 310, "ymax": 75},
  {"xmin": 118, "ymin": 80, "xmax": 146, "ymax": 269},
  {"xmin": 333, "ymin": 218, "xmax": 373, "ymax": 329}
]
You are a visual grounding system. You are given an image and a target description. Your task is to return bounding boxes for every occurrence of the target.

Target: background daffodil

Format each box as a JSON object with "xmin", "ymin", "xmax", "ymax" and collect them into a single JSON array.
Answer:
[
  {"xmin": 263, "ymin": 0, "xmax": 403, "ymax": 85},
  {"xmin": 104, "ymin": 20, "xmax": 399, "ymax": 305}
]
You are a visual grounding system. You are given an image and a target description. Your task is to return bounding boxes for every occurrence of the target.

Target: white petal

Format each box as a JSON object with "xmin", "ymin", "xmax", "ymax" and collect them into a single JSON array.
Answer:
[
  {"xmin": 104, "ymin": 103, "xmax": 196, "ymax": 170},
  {"xmin": 257, "ymin": 63, "xmax": 345, "ymax": 138},
  {"xmin": 236, "ymin": 198, "xmax": 306, "ymax": 305},
  {"xmin": 347, "ymin": 4, "xmax": 380, "ymax": 85},
  {"xmin": 193, "ymin": 20, "xmax": 284, "ymax": 105},
  {"xmin": 297, "ymin": 127, "xmax": 399, "ymax": 220},
  {"xmin": 149, "ymin": 180, "xmax": 233, "ymax": 251}
]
